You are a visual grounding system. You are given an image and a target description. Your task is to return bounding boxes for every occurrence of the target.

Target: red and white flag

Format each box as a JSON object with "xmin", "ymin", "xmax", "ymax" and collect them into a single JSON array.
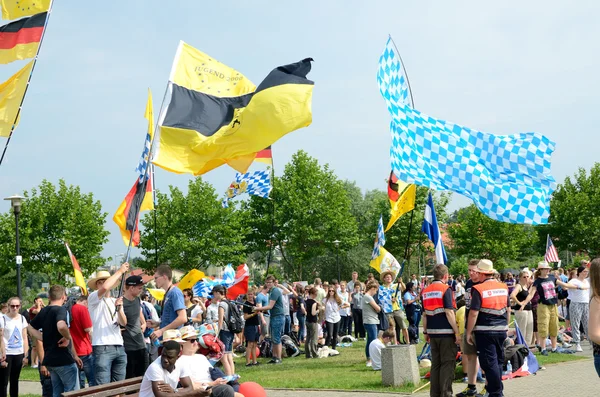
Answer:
[
  {"xmin": 226, "ymin": 264, "xmax": 250, "ymax": 300},
  {"xmin": 545, "ymin": 234, "xmax": 559, "ymax": 263}
]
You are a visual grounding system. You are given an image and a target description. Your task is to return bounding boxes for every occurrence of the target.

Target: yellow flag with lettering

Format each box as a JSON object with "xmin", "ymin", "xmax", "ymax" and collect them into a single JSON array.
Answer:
[
  {"xmin": 1, "ymin": 0, "xmax": 50, "ymax": 20},
  {"xmin": 0, "ymin": 60, "xmax": 33, "ymax": 137}
]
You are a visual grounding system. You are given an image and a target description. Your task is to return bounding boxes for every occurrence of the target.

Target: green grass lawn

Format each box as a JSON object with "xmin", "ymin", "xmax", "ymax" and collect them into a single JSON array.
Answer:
[
  {"xmin": 19, "ymin": 337, "xmax": 588, "ymax": 394},
  {"xmin": 232, "ymin": 338, "xmax": 588, "ymax": 393}
]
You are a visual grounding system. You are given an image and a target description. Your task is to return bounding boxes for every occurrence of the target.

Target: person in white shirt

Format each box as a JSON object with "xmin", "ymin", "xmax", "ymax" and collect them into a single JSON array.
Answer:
[
  {"xmin": 368, "ymin": 330, "xmax": 394, "ymax": 371},
  {"xmin": 0, "ymin": 296, "xmax": 29, "ymax": 397},
  {"xmin": 177, "ymin": 326, "xmax": 241, "ymax": 397},
  {"xmin": 86, "ymin": 262, "xmax": 128, "ymax": 385},
  {"xmin": 139, "ymin": 340, "xmax": 206, "ymax": 397},
  {"xmin": 141, "ymin": 292, "xmax": 160, "ymax": 362},
  {"xmin": 568, "ymin": 266, "xmax": 591, "ymax": 352}
]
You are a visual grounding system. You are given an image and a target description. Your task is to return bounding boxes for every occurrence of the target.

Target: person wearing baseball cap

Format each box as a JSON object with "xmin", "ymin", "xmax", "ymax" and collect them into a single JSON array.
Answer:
[
  {"xmin": 123, "ymin": 275, "xmax": 148, "ymax": 378},
  {"xmin": 520, "ymin": 261, "xmax": 588, "ymax": 356},
  {"xmin": 87, "ymin": 262, "xmax": 129, "ymax": 385},
  {"xmin": 465, "ymin": 259, "xmax": 510, "ymax": 397}
]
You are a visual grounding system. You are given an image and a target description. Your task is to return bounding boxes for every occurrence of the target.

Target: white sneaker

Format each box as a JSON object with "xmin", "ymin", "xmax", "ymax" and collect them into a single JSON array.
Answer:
[
  {"xmin": 562, "ymin": 342, "xmax": 572, "ymax": 348},
  {"xmin": 366, "ymin": 361, "xmax": 372, "ymax": 367},
  {"xmin": 576, "ymin": 344, "xmax": 583, "ymax": 352},
  {"xmin": 31, "ymin": 364, "xmax": 38, "ymax": 369}
]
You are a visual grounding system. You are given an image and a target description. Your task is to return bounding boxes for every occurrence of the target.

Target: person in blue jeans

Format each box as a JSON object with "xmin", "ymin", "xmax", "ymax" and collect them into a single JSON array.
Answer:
[
  {"xmin": 86, "ymin": 264, "xmax": 129, "ymax": 385},
  {"xmin": 362, "ymin": 280, "xmax": 382, "ymax": 367},
  {"xmin": 254, "ymin": 275, "xmax": 285, "ymax": 364},
  {"xmin": 28, "ymin": 285, "xmax": 82, "ymax": 397}
]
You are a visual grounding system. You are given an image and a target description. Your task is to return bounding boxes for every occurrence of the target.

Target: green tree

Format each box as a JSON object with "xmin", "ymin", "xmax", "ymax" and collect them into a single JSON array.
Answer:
[
  {"xmin": 244, "ymin": 151, "xmax": 359, "ymax": 280},
  {"xmin": 0, "ymin": 179, "xmax": 108, "ymax": 288},
  {"xmin": 542, "ymin": 164, "xmax": 600, "ymax": 257},
  {"xmin": 139, "ymin": 177, "xmax": 248, "ymax": 271},
  {"xmin": 447, "ymin": 204, "xmax": 539, "ymax": 268}
]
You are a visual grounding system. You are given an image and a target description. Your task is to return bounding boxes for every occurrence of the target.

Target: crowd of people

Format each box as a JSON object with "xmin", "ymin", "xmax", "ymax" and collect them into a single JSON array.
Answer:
[{"xmin": 0, "ymin": 257, "xmax": 598, "ymax": 397}]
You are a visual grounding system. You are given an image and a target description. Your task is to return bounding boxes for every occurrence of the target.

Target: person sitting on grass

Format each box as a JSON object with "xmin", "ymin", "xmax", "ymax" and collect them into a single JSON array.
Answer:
[
  {"xmin": 139, "ymin": 339, "xmax": 209, "ymax": 397},
  {"xmin": 368, "ymin": 330, "xmax": 394, "ymax": 371}
]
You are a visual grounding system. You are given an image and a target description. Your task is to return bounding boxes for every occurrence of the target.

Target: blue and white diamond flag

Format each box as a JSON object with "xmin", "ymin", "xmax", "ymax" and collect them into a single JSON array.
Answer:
[
  {"xmin": 222, "ymin": 169, "xmax": 272, "ymax": 208},
  {"xmin": 378, "ymin": 37, "xmax": 556, "ymax": 225},
  {"xmin": 371, "ymin": 215, "xmax": 386, "ymax": 260},
  {"xmin": 193, "ymin": 264, "xmax": 236, "ymax": 298}
]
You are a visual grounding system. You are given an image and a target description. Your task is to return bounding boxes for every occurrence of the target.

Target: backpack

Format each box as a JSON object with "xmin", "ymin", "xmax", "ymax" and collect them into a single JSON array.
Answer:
[
  {"xmin": 281, "ymin": 335, "xmax": 300, "ymax": 358},
  {"xmin": 224, "ymin": 300, "xmax": 245, "ymax": 334},
  {"xmin": 259, "ymin": 338, "xmax": 273, "ymax": 358}
]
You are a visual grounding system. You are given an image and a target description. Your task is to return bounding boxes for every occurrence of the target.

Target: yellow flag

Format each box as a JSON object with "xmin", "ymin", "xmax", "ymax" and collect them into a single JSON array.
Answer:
[
  {"xmin": 369, "ymin": 246, "xmax": 401, "ymax": 277},
  {"xmin": 0, "ymin": 60, "xmax": 33, "ymax": 137},
  {"xmin": 385, "ymin": 184, "xmax": 417, "ymax": 232},
  {"xmin": 177, "ymin": 269, "xmax": 206, "ymax": 291},
  {"xmin": 1, "ymin": 0, "xmax": 50, "ymax": 20},
  {"xmin": 152, "ymin": 41, "xmax": 313, "ymax": 176},
  {"xmin": 147, "ymin": 288, "xmax": 165, "ymax": 302},
  {"xmin": 145, "ymin": 88, "xmax": 154, "ymax": 141},
  {"xmin": 169, "ymin": 41, "xmax": 256, "ymax": 95}
]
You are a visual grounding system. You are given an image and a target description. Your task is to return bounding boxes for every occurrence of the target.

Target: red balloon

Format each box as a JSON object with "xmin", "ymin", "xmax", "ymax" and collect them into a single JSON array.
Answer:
[{"xmin": 239, "ymin": 382, "xmax": 266, "ymax": 397}]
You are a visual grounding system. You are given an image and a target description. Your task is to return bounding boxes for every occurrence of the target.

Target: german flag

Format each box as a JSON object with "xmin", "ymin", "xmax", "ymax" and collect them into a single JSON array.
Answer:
[
  {"xmin": 255, "ymin": 146, "xmax": 273, "ymax": 166},
  {"xmin": 113, "ymin": 175, "xmax": 154, "ymax": 247},
  {"xmin": 152, "ymin": 41, "xmax": 313, "ymax": 176},
  {"xmin": 0, "ymin": 12, "xmax": 45, "ymax": 64},
  {"xmin": 65, "ymin": 242, "xmax": 87, "ymax": 295}
]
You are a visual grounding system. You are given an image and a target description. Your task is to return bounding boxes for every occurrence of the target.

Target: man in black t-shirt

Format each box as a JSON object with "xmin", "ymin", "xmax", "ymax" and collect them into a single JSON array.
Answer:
[
  {"xmin": 122, "ymin": 275, "xmax": 148, "ymax": 378},
  {"xmin": 28, "ymin": 285, "xmax": 82, "ymax": 396}
]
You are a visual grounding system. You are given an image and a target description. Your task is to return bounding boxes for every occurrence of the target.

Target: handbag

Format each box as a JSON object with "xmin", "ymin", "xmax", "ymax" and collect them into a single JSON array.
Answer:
[{"xmin": 373, "ymin": 293, "xmax": 389, "ymax": 331}]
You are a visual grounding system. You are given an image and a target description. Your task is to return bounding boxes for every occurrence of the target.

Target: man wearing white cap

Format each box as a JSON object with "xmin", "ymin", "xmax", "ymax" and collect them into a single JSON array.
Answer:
[
  {"xmin": 520, "ymin": 261, "xmax": 586, "ymax": 355},
  {"xmin": 87, "ymin": 262, "xmax": 129, "ymax": 385},
  {"xmin": 466, "ymin": 260, "xmax": 510, "ymax": 397}
]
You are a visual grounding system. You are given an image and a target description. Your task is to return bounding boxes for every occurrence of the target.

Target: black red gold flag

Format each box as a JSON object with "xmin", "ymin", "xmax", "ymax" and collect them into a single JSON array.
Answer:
[{"xmin": 0, "ymin": 12, "xmax": 45, "ymax": 64}]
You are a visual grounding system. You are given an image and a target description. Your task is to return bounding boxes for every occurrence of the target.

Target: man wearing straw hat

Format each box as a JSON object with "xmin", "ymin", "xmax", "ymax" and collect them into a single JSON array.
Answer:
[
  {"xmin": 466, "ymin": 260, "xmax": 510, "ymax": 397},
  {"xmin": 87, "ymin": 262, "xmax": 129, "ymax": 385}
]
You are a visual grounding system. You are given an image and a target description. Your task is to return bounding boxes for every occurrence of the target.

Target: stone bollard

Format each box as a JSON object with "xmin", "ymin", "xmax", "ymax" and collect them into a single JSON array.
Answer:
[{"xmin": 381, "ymin": 344, "xmax": 420, "ymax": 387}]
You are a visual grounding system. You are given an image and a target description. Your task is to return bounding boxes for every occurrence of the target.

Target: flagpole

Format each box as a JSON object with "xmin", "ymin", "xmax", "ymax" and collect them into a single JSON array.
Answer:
[
  {"xmin": 118, "ymin": 84, "xmax": 171, "ymax": 296},
  {"xmin": 265, "ymin": 157, "xmax": 276, "ymax": 277},
  {"xmin": 152, "ymin": 164, "xmax": 159, "ymax": 268},
  {"xmin": 388, "ymin": 34, "xmax": 415, "ymax": 108},
  {"xmin": 0, "ymin": 0, "xmax": 56, "ymax": 168}
]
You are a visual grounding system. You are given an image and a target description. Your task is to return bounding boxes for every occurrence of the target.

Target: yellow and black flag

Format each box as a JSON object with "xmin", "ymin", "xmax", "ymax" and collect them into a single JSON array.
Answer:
[
  {"xmin": 0, "ymin": 12, "xmax": 46, "ymax": 64},
  {"xmin": 152, "ymin": 41, "xmax": 313, "ymax": 175}
]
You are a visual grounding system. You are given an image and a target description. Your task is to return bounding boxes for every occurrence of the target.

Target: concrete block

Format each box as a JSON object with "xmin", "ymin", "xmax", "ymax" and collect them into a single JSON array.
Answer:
[{"xmin": 381, "ymin": 344, "xmax": 420, "ymax": 387}]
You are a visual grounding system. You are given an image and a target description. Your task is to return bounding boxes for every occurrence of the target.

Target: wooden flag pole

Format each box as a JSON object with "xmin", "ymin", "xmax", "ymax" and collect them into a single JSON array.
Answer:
[{"xmin": 0, "ymin": 0, "xmax": 56, "ymax": 168}]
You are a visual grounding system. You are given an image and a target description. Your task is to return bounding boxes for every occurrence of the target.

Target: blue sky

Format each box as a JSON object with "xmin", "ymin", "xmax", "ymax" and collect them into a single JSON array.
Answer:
[{"xmin": 1, "ymin": 1, "xmax": 598, "ymax": 260}]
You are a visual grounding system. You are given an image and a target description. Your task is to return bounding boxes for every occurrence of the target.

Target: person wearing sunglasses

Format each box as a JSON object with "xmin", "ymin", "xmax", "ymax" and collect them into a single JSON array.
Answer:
[
  {"xmin": 0, "ymin": 297, "xmax": 29, "ymax": 397},
  {"xmin": 176, "ymin": 326, "xmax": 242, "ymax": 397}
]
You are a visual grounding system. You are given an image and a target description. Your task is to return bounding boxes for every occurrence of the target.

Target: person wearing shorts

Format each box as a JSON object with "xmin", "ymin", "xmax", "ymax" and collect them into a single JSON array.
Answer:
[
  {"xmin": 521, "ymin": 262, "xmax": 582, "ymax": 355},
  {"xmin": 254, "ymin": 275, "xmax": 284, "ymax": 364}
]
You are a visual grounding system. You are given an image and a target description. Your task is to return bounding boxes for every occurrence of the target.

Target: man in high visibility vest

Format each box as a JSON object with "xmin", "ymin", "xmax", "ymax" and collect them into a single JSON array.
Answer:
[
  {"xmin": 466, "ymin": 260, "xmax": 510, "ymax": 397},
  {"xmin": 422, "ymin": 264, "xmax": 459, "ymax": 397}
]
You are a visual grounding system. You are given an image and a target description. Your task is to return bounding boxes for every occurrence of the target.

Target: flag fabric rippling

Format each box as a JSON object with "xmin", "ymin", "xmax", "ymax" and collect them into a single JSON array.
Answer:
[
  {"xmin": 422, "ymin": 192, "xmax": 447, "ymax": 265},
  {"xmin": 544, "ymin": 234, "xmax": 559, "ymax": 263},
  {"xmin": 222, "ymin": 169, "xmax": 271, "ymax": 207},
  {"xmin": 378, "ymin": 37, "xmax": 556, "ymax": 225}
]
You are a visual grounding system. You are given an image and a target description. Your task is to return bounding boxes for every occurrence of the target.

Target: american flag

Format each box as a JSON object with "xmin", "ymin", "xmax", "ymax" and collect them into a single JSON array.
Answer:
[{"xmin": 545, "ymin": 234, "xmax": 559, "ymax": 263}]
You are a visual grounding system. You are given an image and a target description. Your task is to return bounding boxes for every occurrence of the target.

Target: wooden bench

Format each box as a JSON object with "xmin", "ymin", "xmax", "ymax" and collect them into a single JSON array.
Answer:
[{"xmin": 62, "ymin": 376, "xmax": 143, "ymax": 397}]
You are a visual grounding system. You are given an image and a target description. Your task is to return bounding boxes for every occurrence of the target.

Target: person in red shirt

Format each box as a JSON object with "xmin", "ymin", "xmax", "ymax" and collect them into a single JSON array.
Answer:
[
  {"xmin": 28, "ymin": 297, "xmax": 45, "ymax": 368},
  {"xmin": 70, "ymin": 295, "xmax": 96, "ymax": 388}
]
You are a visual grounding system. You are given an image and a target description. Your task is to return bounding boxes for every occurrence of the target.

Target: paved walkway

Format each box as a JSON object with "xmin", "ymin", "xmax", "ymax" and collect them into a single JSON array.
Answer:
[{"xmin": 18, "ymin": 344, "xmax": 597, "ymax": 396}]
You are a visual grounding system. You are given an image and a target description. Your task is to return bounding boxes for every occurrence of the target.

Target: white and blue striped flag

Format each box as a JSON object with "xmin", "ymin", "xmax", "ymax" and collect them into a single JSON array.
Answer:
[
  {"xmin": 422, "ymin": 192, "xmax": 447, "ymax": 265},
  {"xmin": 378, "ymin": 37, "xmax": 556, "ymax": 225}
]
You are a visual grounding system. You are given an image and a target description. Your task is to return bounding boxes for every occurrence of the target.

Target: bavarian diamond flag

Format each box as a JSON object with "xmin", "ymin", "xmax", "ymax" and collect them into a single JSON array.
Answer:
[{"xmin": 377, "ymin": 37, "xmax": 556, "ymax": 225}]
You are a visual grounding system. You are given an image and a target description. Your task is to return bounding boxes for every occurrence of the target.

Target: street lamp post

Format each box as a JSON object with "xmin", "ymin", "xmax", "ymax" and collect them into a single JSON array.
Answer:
[
  {"xmin": 333, "ymin": 240, "xmax": 341, "ymax": 281},
  {"xmin": 4, "ymin": 194, "xmax": 24, "ymax": 299}
]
